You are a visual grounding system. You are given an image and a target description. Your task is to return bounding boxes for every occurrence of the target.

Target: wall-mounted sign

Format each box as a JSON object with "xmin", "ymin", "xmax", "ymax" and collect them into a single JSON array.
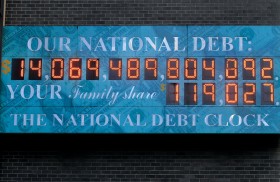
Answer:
[{"xmin": 1, "ymin": 26, "xmax": 280, "ymax": 133}]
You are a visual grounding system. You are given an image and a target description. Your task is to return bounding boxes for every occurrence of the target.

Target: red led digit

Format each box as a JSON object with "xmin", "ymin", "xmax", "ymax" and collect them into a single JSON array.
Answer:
[
  {"xmin": 29, "ymin": 59, "xmax": 42, "ymax": 80},
  {"xmin": 185, "ymin": 58, "xmax": 197, "ymax": 80},
  {"xmin": 243, "ymin": 83, "xmax": 256, "ymax": 105},
  {"xmin": 261, "ymin": 58, "xmax": 273, "ymax": 80},
  {"xmin": 51, "ymin": 58, "xmax": 64, "ymax": 80},
  {"xmin": 203, "ymin": 83, "xmax": 215, "ymax": 105},
  {"xmin": 11, "ymin": 58, "xmax": 25, "ymax": 80},
  {"xmin": 166, "ymin": 83, "xmax": 179, "ymax": 105},
  {"xmin": 225, "ymin": 58, "xmax": 238, "ymax": 80},
  {"xmin": 243, "ymin": 58, "xmax": 255, "ymax": 80},
  {"xmin": 20, "ymin": 59, "xmax": 24, "ymax": 78},
  {"xmin": 109, "ymin": 59, "xmax": 122, "ymax": 80},
  {"xmin": 145, "ymin": 58, "xmax": 157, "ymax": 80},
  {"xmin": 30, "ymin": 59, "xmax": 42, "ymax": 77},
  {"xmin": 127, "ymin": 58, "xmax": 140, "ymax": 80},
  {"xmin": 202, "ymin": 59, "xmax": 215, "ymax": 80},
  {"xmin": 167, "ymin": 58, "xmax": 179, "ymax": 80},
  {"xmin": 69, "ymin": 58, "xmax": 81, "ymax": 80},
  {"xmin": 184, "ymin": 83, "xmax": 197, "ymax": 105},
  {"xmin": 261, "ymin": 83, "xmax": 274, "ymax": 105},
  {"xmin": 175, "ymin": 84, "xmax": 179, "ymax": 103},
  {"xmin": 86, "ymin": 58, "xmax": 99, "ymax": 80},
  {"xmin": 225, "ymin": 83, "xmax": 238, "ymax": 105}
]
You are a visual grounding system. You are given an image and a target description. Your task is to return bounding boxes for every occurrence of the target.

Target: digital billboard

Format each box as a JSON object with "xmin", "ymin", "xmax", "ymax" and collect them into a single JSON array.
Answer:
[{"xmin": 1, "ymin": 26, "xmax": 279, "ymax": 133}]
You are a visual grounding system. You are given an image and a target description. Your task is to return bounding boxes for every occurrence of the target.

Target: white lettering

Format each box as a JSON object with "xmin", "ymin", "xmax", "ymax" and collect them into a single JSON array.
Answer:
[
  {"xmin": 27, "ymin": 37, "xmax": 42, "ymax": 51},
  {"xmin": 59, "ymin": 37, "xmax": 71, "ymax": 51}
]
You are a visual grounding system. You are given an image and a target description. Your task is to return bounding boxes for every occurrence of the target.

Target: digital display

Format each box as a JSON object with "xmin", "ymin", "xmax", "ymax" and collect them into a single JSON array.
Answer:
[
  {"xmin": 261, "ymin": 58, "xmax": 273, "ymax": 80},
  {"xmin": 1, "ymin": 26, "xmax": 280, "ymax": 133},
  {"xmin": 167, "ymin": 58, "xmax": 179, "ymax": 80},
  {"xmin": 69, "ymin": 58, "xmax": 82, "ymax": 80},
  {"xmin": 243, "ymin": 58, "xmax": 255, "ymax": 80},
  {"xmin": 184, "ymin": 83, "xmax": 197, "ymax": 105},
  {"xmin": 29, "ymin": 59, "xmax": 42, "ymax": 80},
  {"xmin": 243, "ymin": 83, "xmax": 256, "ymax": 105},
  {"xmin": 202, "ymin": 59, "xmax": 215, "ymax": 80},
  {"xmin": 11, "ymin": 58, "xmax": 24, "ymax": 80},
  {"xmin": 185, "ymin": 58, "xmax": 197, "ymax": 80},
  {"xmin": 86, "ymin": 58, "xmax": 99, "ymax": 80},
  {"xmin": 109, "ymin": 58, "xmax": 122, "ymax": 80},
  {"xmin": 225, "ymin": 83, "xmax": 238, "ymax": 105},
  {"xmin": 166, "ymin": 83, "xmax": 179, "ymax": 105},
  {"xmin": 144, "ymin": 58, "xmax": 157, "ymax": 80},
  {"xmin": 9, "ymin": 57, "xmax": 275, "ymax": 106},
  {"xmin": 261, "ymin": 83, "xmax": 274, "ymax": 105},
  {"xmin": 225, "ymin": 58, "xmax": 238, "ymax": 80},
  {"xmin": 51, "ymin": 58, "xmax": 64, "ymax": 80}
]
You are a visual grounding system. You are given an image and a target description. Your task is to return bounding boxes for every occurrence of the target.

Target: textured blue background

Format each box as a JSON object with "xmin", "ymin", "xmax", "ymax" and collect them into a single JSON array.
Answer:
[{"xmin": 1, "ymin": 26, "xmax": 280, "ymax": 133}]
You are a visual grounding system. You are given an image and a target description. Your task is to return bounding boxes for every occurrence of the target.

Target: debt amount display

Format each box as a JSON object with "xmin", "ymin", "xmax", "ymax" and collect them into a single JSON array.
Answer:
[{"xmin": 11, "ymin": 57, "xmax": 274, "ymax": 106}]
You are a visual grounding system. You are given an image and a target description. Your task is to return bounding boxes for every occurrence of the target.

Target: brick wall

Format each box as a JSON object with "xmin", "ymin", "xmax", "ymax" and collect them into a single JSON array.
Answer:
[
  {"xmin": 0, "ymin": 0, "xmax": 3, "ymax": 59},
  {"xmin": 1, "ymin": 135, "xmax": 280, "ymax": 182},
  {"xmin": 5, "ymin": 0, "xmax": 280, "ymax": 25},
  {"xmin": 1, "ymin": 0, "xmax": 280, "ymax": 182}
]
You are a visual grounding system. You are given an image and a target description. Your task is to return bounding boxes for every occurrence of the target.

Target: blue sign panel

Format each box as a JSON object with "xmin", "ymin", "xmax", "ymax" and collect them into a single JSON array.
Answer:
[{"xmin": 1, "ymin": 26, "xmax": 280, "ymax": 133}]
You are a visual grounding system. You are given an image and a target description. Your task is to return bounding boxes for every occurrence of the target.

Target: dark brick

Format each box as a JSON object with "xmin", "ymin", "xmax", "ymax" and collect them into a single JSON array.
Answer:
[{"xmin": 3, "ymin": 0, "xmax": 280, "ymax": 25}]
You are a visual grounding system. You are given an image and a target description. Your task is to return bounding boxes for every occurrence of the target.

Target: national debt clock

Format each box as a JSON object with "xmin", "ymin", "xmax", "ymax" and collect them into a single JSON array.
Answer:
[{"xmin": 1, "ymin": 26, "xmax": 279, "ymax": 133}]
